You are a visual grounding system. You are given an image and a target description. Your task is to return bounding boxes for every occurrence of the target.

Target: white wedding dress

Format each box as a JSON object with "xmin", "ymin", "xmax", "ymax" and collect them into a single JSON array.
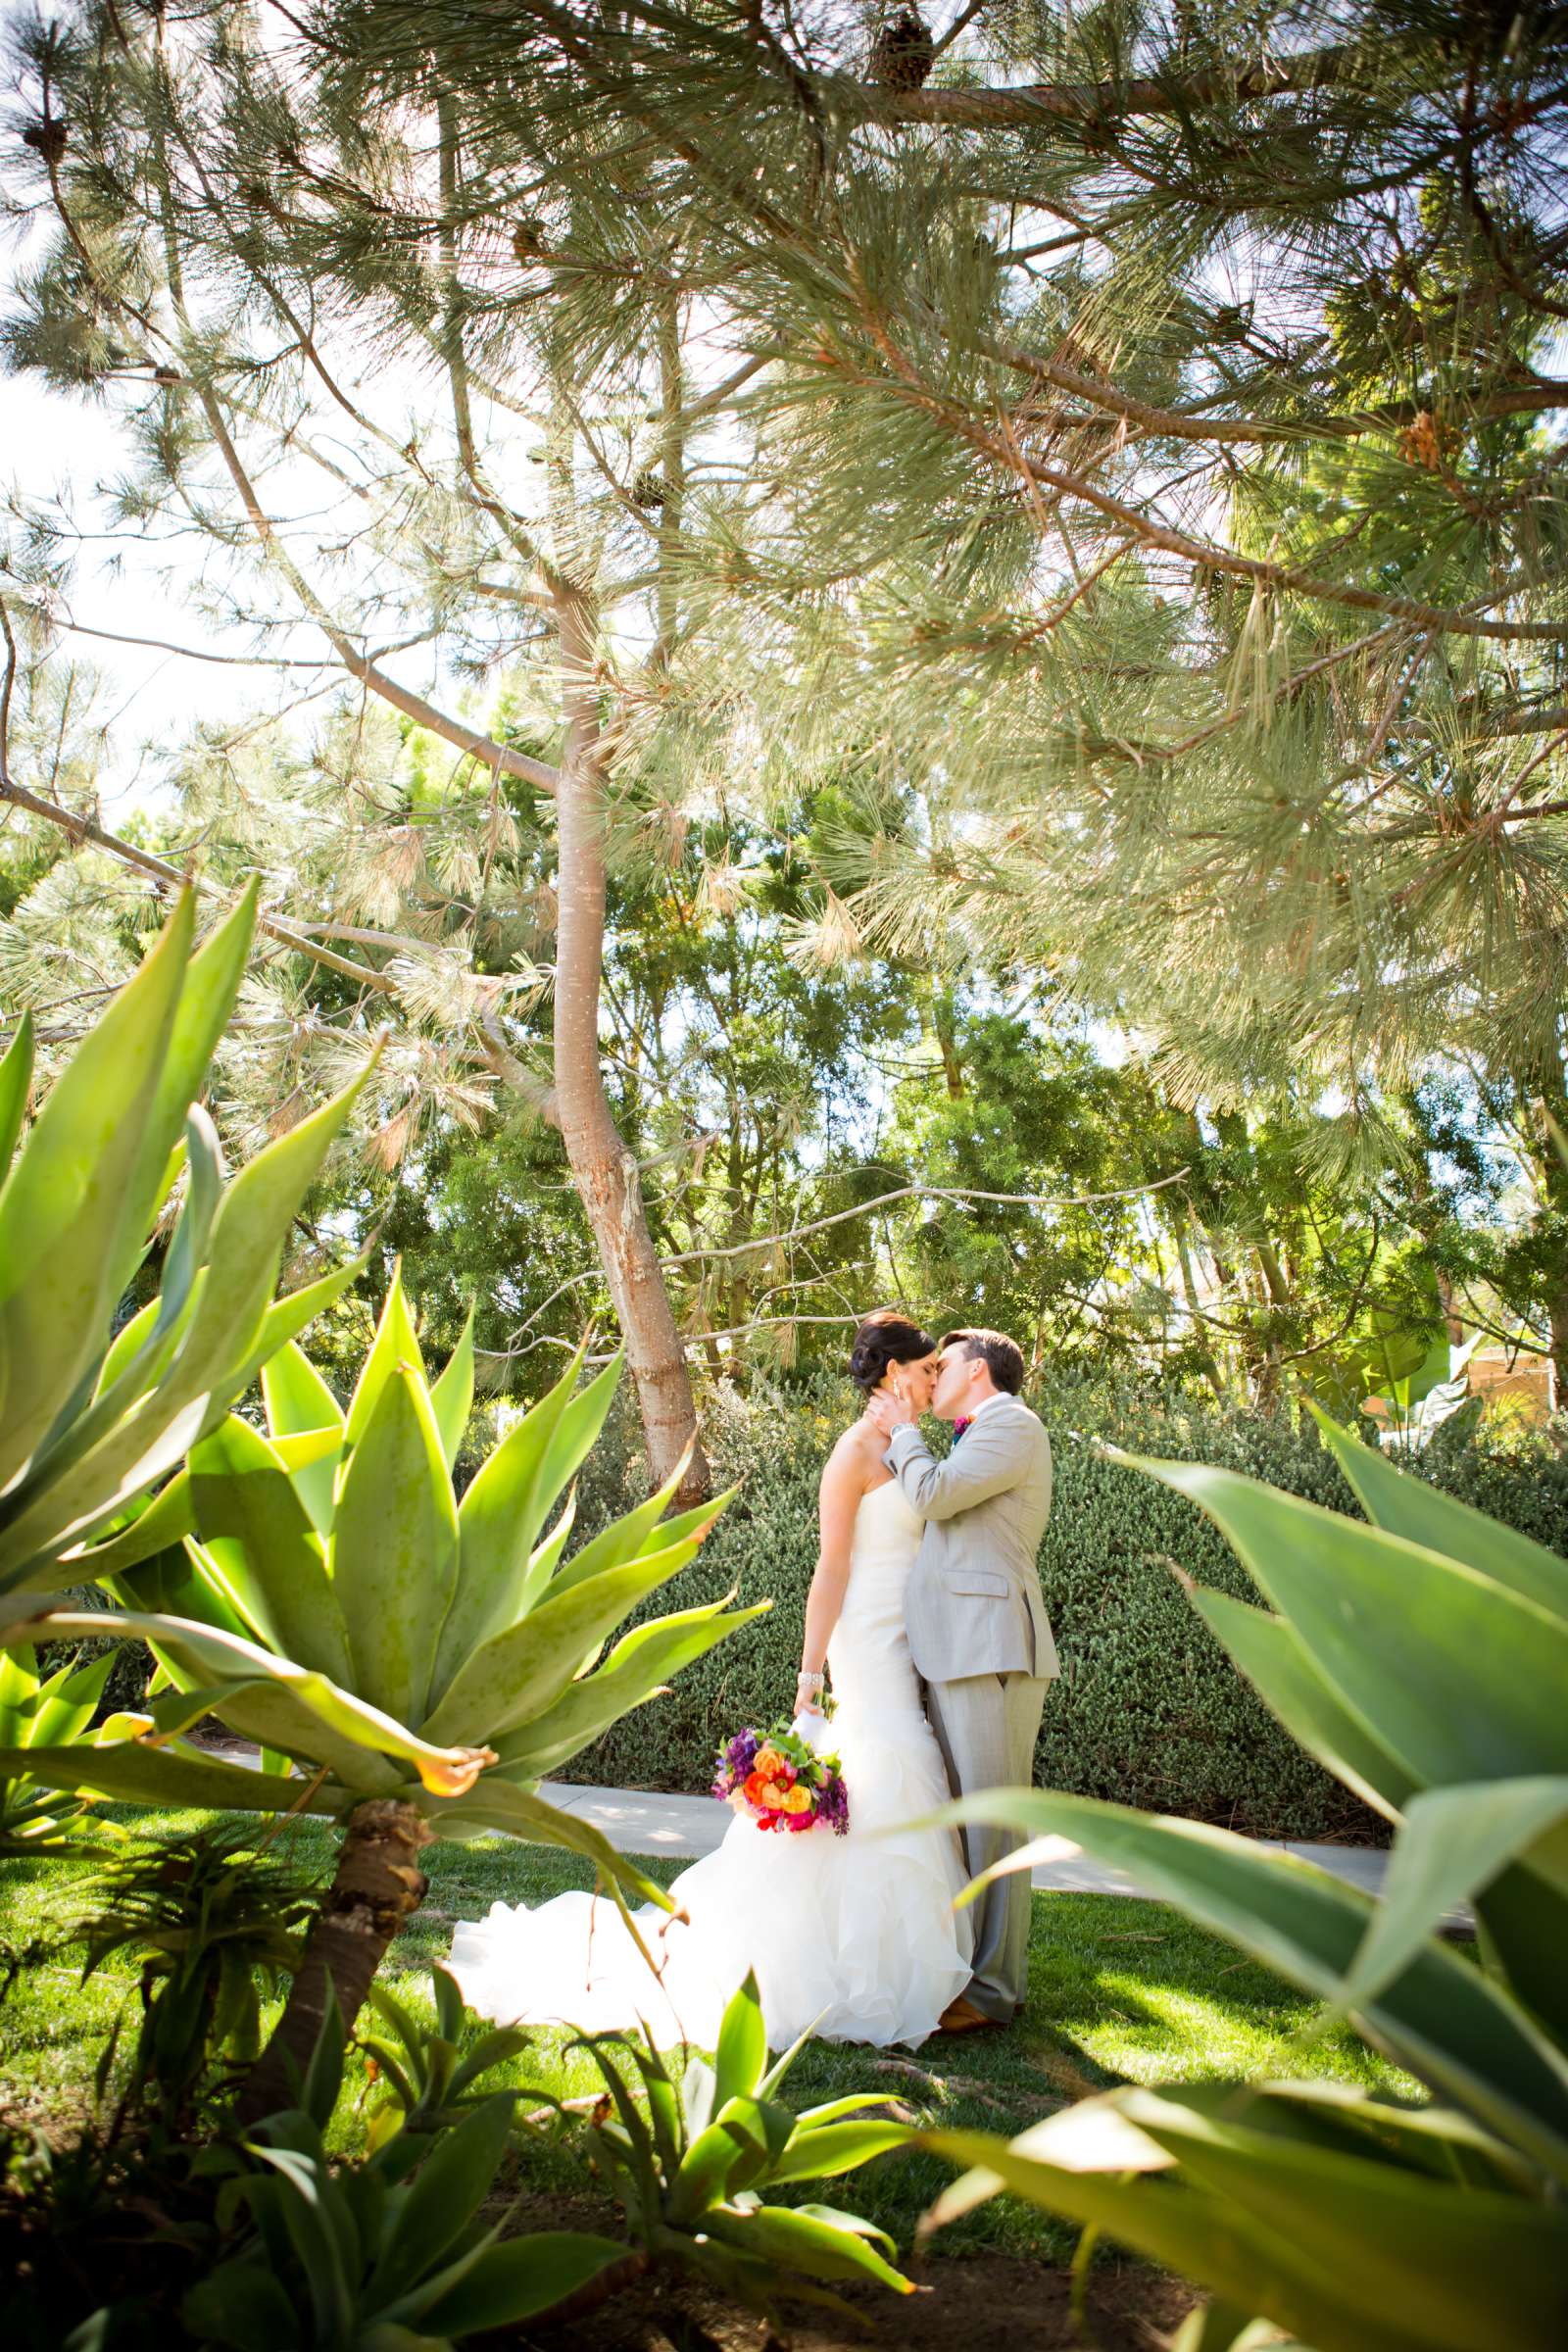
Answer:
[{"xmin": 448, "ymin": 1476, "xmax": 972, "ymax": 2049}]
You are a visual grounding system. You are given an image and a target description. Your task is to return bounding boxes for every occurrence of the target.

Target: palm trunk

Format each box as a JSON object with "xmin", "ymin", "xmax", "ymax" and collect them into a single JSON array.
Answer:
[
  {"xmin": 235, "ymin": 1798, "xmax": 432, "ymax": 2127},
  {"xmin": 553, "ymin": 589, "xmax": 710, "ymax": 1502}
]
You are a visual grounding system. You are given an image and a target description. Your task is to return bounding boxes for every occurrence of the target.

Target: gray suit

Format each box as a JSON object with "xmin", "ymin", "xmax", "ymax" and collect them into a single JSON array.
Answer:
[{"xmin": 886, "ymin": 1396, "xmax": 1055, "ymax": 2022}]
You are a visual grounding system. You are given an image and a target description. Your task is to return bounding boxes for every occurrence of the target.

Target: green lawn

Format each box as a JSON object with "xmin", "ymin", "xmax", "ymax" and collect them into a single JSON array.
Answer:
[{"xmin": 0, "ymin": 1807, "xmax": 1425, "ymax": 2266}]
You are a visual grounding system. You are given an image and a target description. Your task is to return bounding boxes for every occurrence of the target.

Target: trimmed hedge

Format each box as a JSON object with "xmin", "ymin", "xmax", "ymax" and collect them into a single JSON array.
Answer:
[{"xmin": 568, "ymin": 1377, "xmax": 1568, "ymax": 1842}]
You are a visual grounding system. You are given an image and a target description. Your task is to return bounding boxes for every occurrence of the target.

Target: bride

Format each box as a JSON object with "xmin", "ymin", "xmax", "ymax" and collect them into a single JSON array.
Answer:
[{"xmin": 447, "ymin": 1310, "xmax": 972, "ymax": 2049}]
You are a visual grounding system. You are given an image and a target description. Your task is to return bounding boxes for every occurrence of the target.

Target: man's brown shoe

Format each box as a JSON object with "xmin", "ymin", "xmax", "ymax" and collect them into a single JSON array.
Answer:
[{"xmin": 936, "ymin": 1995, "xmax": 1005, "ymax": 2034}]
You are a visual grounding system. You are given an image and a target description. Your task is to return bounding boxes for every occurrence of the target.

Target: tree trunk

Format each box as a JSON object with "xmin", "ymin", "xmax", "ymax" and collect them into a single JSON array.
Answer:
[
  {"xmin": 1531, "ymin": 1056, "xmax": 1568, "ymax": 1416},
  {"xmin": 1171, "ymin": 1211, "xmax": 1225, "ymax": 1400},
  {"xmin": 235, "ymin": 1798, "xmax": 432, "ymax": 2127},
  {"xmin": 553, "ymin": 589, "xmax": 710, "ymax": 1502},
  {"xmin": 1434, "ymin": 1265, "xmax": 1466, "ymax": 1349},
  {"xmin": 929, "ymin": 985, "xmax": 965, "ymax": 1099},
  {"xmin": 1549, "ymin": 1289, "xmax": 1568, "ymax": 1418}
]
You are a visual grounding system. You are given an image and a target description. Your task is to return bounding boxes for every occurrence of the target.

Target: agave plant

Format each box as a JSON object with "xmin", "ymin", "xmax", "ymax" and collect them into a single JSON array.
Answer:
[
  {"xmin": 919, "ymin": 1410, "xmax": 1568, "ymax": 2352},
  {"xmin": 561, "ymin": 1969, "xmax": 914, "ymax": 2325},
  {"xmin": 359, "ymin": 1964, "xmax": 542, "ymax": 2150},
  {"xmin": 0, "ymin": 882, "xmax": 368, "ymax": 1606},
  {"xmin": 4, "ymin": 1274, "xmax": 761, "ymax": 2117},
  {"xmin": 182, "ymin": 1994, "xmax": 637, "ymax": 2352},
  {"xmin": 0, "ymin": 1642, "xmax": 119, "ymax": 1853},
  {"xmin": 188, "ymin": 1966, "xmax": 912, "ymax": 2349}
]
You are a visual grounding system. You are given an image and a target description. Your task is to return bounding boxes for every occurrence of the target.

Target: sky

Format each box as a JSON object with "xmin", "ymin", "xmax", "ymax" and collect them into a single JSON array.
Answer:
[
  {"xmin": 6, "ymin": 362, "xmax": 264, "ymax": 790},
  {"xmin": 1, "ymin": 0, "xmax": 348, "ymax": 788}
]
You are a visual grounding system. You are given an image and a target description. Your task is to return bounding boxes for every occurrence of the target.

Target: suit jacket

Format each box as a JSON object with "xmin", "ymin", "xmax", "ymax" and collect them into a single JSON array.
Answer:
[{"xmin": 886, "ymin": 1396, "xmax": 1056, "ymax": 1684}]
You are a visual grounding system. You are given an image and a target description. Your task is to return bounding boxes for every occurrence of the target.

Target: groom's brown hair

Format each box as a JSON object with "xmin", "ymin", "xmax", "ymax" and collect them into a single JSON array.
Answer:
[{"xmin": 943, "ymin": 1327, "xmax": 1025, "ymax": 1396}]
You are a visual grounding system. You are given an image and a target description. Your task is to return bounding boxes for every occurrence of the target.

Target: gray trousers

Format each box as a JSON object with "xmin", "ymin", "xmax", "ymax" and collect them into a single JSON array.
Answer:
[{"xmin": 923, "ymin": 1671, "xmax": 1051, "ymax": 2022}]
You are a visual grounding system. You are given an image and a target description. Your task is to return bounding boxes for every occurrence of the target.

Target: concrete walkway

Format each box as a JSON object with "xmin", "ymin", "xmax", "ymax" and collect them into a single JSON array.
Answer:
[
  {"xmin": 200, "ymin": 1741, "xmax": 1432, "ymax": 1913},
  {"xmin": 542, "ymin": 1780, "xmax": 1400, "ymax": 1904}
]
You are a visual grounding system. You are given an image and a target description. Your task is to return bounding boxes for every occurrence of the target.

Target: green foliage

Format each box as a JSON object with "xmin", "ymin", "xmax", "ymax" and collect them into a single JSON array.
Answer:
[
  {"xmin": 360, "ymin": 1964, "xmax": 536, "ymax": 2149},
  {"xmin": 560, "ymin": 1969, "xmax": 914, "ymax": 2325},
  {"xmin": 918, "ymin": 1418, "xmax": 1568, "ymax": 2350},
  {"xmin": 570, "ymin": 1378, "xmax": 1568, "ymax": 1839},
  {"xmin": 178, "ymin": 1968, "xmax": 913, "ymax": 2348},
  {"xmin": 11, "ymin": 0, "xmax": 1565, "ymax": 1428},
  {"xmin": 0, "ymin": 1815, "xmax": 1436, "ymax": 2309},
  {"xmin": 273, "ymin": 0, "xmax": 1568, "ymax": 1091},
  {"xmin": 0, "ymin": 885, "xmax": 368, "ymax": 1601},
  {"xmin": 0, "ymin": 1643, "xmax": 118, "ymax": 1854},
  {"xmin": 183, "ymin": 1996, "xmax": 628, "ymax": 2352},
  {"xmin": 75, "ymin": 1820, "xmax": 321, "ymax": 2122},
  {"xmin": 7, "ymin": 1276, "xmax": 759, "ymax": 1917}
]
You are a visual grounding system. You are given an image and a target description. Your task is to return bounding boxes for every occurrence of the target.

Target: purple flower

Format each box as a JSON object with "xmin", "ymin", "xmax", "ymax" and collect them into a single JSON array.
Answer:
[
  {"xmin": 711, "ymin": 1724, "xmax": 765, "ymax": 1800},
  {"xmin": 816, "ymin": 1771, "xmax": 850, "ymax": 1836}
]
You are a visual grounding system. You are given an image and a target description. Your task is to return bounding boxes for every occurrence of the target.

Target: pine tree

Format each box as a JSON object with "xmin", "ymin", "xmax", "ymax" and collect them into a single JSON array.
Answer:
[
  {"xmin": 269, "ymin": 0, "xmax": 1565, "ymax": 1102},
  {"xmin": 8, "ymin": 0, "xmax": 1566, "ymax": 1410},
  {"xmin": 2, "ymin": 2, "xmax": 806, "ymax": 1493}
]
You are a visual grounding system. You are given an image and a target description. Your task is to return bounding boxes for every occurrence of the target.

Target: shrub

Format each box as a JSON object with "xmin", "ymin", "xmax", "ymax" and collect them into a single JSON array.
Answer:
[
  {"xmin": 569, "ymin": 1376, "xmax": 1568, "ymax": 1842},
  {"xmin": 75, "ymin": 1820, "xmax": 322, "ymax": 2125},
  {"xmin": 551, "ymin": 1969, "xmax": 914, "ymax": 2324}
]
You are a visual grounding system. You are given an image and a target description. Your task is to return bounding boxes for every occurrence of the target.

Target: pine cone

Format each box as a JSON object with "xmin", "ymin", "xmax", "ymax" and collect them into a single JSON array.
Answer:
[
  {"xmin": 511, "ymin": 217, "xmax": 548, "ymax": 263},
  {"xmin": 633, "ymin": 467, "xmax": 665, "ymax": 510},
  {"xmin": 1397, "ymin": 409, "xmax": 1451, "ymax": 471},
  {"xmin": 867, "ymin": 9, "xmax": 934, "ymax": 91},
  {"xmin": 23, "ymin": 119, "xmax": 68, "ymax": 166}
]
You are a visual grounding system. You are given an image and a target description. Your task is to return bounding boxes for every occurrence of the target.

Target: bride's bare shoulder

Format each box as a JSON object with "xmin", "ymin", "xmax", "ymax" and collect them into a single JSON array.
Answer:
[{"xmin": 822, "ymin": 1419, "xmax": 877, "ymax": 1487}]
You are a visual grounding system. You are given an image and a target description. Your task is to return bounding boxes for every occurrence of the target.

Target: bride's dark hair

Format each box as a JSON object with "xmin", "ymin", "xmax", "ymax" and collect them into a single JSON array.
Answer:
[{"xmin": 849, "ymin": 1308, "xmax": 936, "ymax": 1397}]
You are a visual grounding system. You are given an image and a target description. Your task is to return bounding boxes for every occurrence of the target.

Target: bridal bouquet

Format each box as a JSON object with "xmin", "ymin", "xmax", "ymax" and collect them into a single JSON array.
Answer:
[{"xmin": 711, "ymin": 1724, "xmax": 850, "ymax": 1836}]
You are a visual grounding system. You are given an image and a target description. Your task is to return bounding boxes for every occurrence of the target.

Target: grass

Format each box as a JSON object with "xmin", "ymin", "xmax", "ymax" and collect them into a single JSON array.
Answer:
[{"xmin": 0, "ymin": 1804, "xmax": 1425, "ymax": 2270}]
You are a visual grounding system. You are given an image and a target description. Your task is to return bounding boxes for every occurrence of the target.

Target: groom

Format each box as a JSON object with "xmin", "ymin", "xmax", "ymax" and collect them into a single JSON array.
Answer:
[{"xmin": 866, "ymin": 1328, "xmax": 1055, "ymax": 2034}]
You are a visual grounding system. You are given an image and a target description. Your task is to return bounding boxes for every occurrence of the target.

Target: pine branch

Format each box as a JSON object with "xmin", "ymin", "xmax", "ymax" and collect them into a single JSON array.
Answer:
[
  {"xmin": 436, "ymin": 92, "xmax": 566, "ymax": 599},
  {"xmin": 839, "ymin": 338, "xmax": 1566, "ymax": 644},
  {"xmin": 29, "ymin": 96, "xmax": 564, "ymax": 798},
  {"xmin": 8, "ymin": 604, "xmax": 337, "ymax": 672},
  {"xmin": 0, "ymin": 770, "xmax": 397, "ymax": 995},
  {"xmin": 472, "ymin": 989, "xmax": 560, "ymax": 1125},
  {"xmin": 0, "ymin": 598, "xmax": 17, "ymax": 793},
  {"xmin": 832, "ymin": 43, "xmax": 1359, "ymax": 130},
  {"xmin": 189, "ymin": 377, "xmax": 563, "ymax": 791},
  {"xmin": 992, "ymin": 343, "xmax": 1568, "ymax": 448},
  {"xmin": 170, "ymin": 111, "xmax": 441, "ymax": 492}
]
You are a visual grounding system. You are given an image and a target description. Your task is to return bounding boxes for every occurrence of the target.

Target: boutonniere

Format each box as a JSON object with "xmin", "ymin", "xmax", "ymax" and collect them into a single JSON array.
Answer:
[{"xmin": 953, "ymin": 1416, "xmax": 973, "ymax": 1443}]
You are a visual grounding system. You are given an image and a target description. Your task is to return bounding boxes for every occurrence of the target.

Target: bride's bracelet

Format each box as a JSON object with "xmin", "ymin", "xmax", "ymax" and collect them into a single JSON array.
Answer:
[{"xmin": 796, "ymin": 1669, "xmax": 824, "ymax": 1691}]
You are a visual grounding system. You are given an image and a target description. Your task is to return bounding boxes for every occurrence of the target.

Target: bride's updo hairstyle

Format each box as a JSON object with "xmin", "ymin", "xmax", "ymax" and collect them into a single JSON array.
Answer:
[{"xmin": 849, "ymin": 1307, "xmax": 936, "ymax": 1398}]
